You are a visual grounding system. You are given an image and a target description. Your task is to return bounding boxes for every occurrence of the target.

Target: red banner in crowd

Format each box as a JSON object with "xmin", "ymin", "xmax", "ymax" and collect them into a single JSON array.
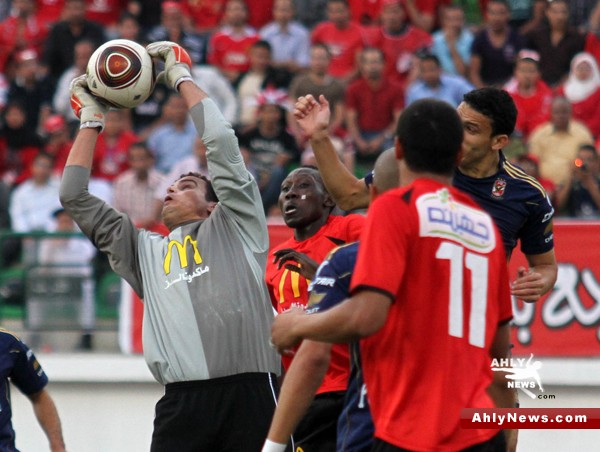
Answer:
[
  {"xmin": 509, "ymin": 221, "xmax": 600, "ymax": 357},
  {"xmin": 119, "ymin": 220, "xmax": 600, "ymax": 356}
]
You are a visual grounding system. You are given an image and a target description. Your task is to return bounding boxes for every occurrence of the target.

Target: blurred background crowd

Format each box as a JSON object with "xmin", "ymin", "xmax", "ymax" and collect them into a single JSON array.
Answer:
[{"xmin": 1, "ymin": 0, "xmax": 600, "ymax": 347}]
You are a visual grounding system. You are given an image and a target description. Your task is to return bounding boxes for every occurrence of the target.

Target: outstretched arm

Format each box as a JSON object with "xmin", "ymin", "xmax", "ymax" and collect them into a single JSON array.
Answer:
[
  {"xmin": 294, "ymin": 95, "xmax": 369, "ymax": 211},
  {"xmin": 270, "ymin": 290, "xmax": 391, "ymax": 352},
  {"xmin": 263, "ymin": 340, "xmax": 332, "ymax": 450},
  {"xmin": 28, "ymin": 389, "xmax": 66, "ymax": 452}
]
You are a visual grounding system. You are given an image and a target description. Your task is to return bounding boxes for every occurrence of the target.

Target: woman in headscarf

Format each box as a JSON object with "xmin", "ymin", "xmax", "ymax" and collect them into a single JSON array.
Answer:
[{"xmin": 557, "ymin": 52, "xmax": 600, "ymax": 137}]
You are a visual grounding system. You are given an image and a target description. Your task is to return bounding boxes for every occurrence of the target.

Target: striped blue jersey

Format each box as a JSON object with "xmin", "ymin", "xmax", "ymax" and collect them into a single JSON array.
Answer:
[
  {"xmin": 0, "ymin": 330, "xmax": 48, "ymax": 450},
  {"xmin": 453, "ymin": 152, "xmax": 554, "ymax": 258},
  {"xmin": 307, "ymin": 243, "xmax": 374, "ymax": 452}
]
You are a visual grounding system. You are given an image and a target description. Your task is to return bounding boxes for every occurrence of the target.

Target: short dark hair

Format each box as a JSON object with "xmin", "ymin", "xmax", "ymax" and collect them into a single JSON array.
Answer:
[
  {"xmin": 418, "ymin": 52, "xmax": 440, "ymax": 66},
  {"xmin": 311, "ymin": 43, "xmax": 331, "ymax": 58},
  {"xmin": 179, "ymin": 172, "xmax": 219, "ymax": 203},
  {"xmin": 396, "ymin": 98, "xmax": 463, "ymax": 176},
  {"xmin": 463, "ymin": 88, "xmax": 517, "ymax": 137},
  {"xmin": 251, "ymin": 40, "xmax": 272, "ymax": 53}
]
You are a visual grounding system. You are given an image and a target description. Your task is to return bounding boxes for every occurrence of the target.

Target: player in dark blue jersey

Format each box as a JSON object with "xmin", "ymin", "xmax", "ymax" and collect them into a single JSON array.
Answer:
[
  {"xmin": 455, "ymin": 88, "xmax": 556, "ymax": 303},
  {"xmin": 261, "ymin": 149, "xmax": 398, "ymax": 452},
  {"xmin": 302, "ymin": 90, "xmax": 557, "ymax": 303},
  {"xmin": 0, "ymin": 329, "xmax": 65, "ymax": 451}
]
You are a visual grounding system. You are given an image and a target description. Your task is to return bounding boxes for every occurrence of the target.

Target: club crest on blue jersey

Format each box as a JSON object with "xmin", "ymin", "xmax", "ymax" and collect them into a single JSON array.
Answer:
[{"xmin": 492, "ymin": 178, "xmax": 507, "ymax": 198}]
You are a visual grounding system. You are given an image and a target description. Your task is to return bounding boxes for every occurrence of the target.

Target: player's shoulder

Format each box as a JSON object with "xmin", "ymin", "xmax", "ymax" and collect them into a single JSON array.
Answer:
[
  {"xmin": 324, "ymin": 241, "xmax": 359, "ymax": 264},
  {"xmin": 501, "ymin": 158, "xmax": 549, "ymax": 200},
  {"xmin": 327, "ymin": 213, "xmax": 366, "ymax": 230},
  {"xmin": 0, "ymin": 328, "xmax": 24, "ymax": 349}
]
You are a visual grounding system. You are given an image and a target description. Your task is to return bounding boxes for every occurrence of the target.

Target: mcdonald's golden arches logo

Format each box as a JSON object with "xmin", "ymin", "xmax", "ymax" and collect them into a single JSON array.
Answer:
[{"xmin": 164, "ymin": 235, "xmax": 203, "ymax": 274}]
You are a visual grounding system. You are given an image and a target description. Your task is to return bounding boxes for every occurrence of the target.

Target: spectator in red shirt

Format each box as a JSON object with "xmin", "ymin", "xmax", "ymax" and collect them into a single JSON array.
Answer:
[
  {"xmin": 557, "ymin": 52, "xmax": 600, "ymax": 138},
  {"xmin": 0, "ymin": 0, "xmax": 49, "ymax": 74},
  {"xmin": 92, "ymin": 109, "xmax": 139, "ymax": 182},
  {"xmin": 180, "ymin": 0, "xmax": 226, "ymax": 34},
  {"xmin": 207, "ymin": 0, "xmax": 260, "ymax": 85},
  {"xmin": 368, "ymin": 0, "xmax": 433, "ymax": 89},
  {"xmin": 246, "ymin": 0, "xmax": 274, "ymax": 30},
  {"xmin": 504, "ymin": 49, "xmax": 553, "ymax": 140},
  {"xmin": 85, "ymin": 0, "xmax": 128, "ymax": 29},
  {"xmin": 345, "ymin": 47, "xmax": 404, "ymax": 175},
  {"xmin": 311, "ymin": 0, "xmax": 365, "ymax": 84},
  {"xmin": 348, "ymin": 0, "xmax": 382, "ymax": 26},
  {"xmin": 36, "ymin": 0, "xmax": 66, "ymax": 28}
]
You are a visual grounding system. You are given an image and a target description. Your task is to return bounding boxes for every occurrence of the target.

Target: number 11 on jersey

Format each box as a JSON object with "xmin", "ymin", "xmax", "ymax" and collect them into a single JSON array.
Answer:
[{"xmin": 436, "ymin": 241, "xmax": 489, "ymax": 348}]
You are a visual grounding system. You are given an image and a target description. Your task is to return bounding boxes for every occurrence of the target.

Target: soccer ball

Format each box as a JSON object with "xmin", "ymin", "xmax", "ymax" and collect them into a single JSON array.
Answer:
[{"xmin": 86, "ymin": 39, "xmax": 155, "ymax": 109}]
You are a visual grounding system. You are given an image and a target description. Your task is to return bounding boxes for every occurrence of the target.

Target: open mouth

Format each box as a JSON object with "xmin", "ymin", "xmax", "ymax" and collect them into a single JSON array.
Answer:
[
  {"xmin": 284, "ymin": 204, "xmax": 297, "ymax": 215},
  {"xmin": 164, "ymin": 195, "xmax": 173, "ymax": 204}
]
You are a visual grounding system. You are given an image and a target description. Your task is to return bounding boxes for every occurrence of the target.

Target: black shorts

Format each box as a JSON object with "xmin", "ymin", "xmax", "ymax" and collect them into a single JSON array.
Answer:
[
  {"xmin": 151, "ymin": 372, "xmax": 279, "ymax": 452},
  {"xmin": 287, "ymin": 390, "xmax": 346, "ymax": 452},
  {"xmin": 370, "ymin": 431, "xmax": 506, "ymax": 452}
]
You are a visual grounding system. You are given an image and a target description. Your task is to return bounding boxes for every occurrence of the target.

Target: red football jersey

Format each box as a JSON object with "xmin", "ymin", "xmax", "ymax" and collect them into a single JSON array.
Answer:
[
  {"xmin": 311, "ymin": 21, "xmax": 365, "ymax": 79},
  {"xmin": 368, "ymin": 25, "xmax": 432, "ymax": 87},
  {"xmin": 266, "ymin": 214, "xmax": 365, "ymax": 394},
  {"xmin": 352, "ymin": 179, "xmax": 513, "ymax": 450},
  {"xmin": 505, "ymin": 78, "xmax": 553, "ymax": 139},
  {"xmin": 208, "ymin": 27, "xmax": 260, "ymax": 74}
]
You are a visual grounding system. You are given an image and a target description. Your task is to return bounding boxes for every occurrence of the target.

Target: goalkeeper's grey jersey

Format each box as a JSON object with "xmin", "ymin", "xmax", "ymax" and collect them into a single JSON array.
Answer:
[{"xmin": 61, "ymin": 99, "xmax": 280, "ymax": 384}]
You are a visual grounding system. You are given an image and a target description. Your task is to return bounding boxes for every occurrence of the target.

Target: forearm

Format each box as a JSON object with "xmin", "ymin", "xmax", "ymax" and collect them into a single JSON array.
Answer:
[
  {"xmin": 293, "ymin": 294, "xmax": 387, "ymax": 343},
  {"xmin": 65, "ymin": 128, "xmax": 100, "ymax": 169},
  {"xmin": 404, "ymin": 0, "xmax": 433, "ymax": 31},
  {"xmin": 178, "ymin": 80, "xmax": 208, "ymax": 109},
  {"xmin": 449, "ymin": 44, "xmax": 467, "ymax": 76},
  {"xmin": 266, "ymin": 341, "xmax": 331, "ymax": 444},
  {"xmin": 30, "ymin": 391, "xmax": 66, "ymax": 452},
  {"xmin": 310, "ymin": 132, "xmax": 368, "ymax": 211}
]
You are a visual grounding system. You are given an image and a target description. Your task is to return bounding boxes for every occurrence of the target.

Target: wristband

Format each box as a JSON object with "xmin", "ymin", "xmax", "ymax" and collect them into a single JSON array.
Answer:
[
  {"xmin": 175, "ymin": 76, "xmax": 194, "ymax": 90},
  {"xmin": 80, "ymin": 121, "xmax": 104, "ymax": 130},
  {"xmin": 261, "ymin": 439, "xmax": 287, "ymax": 452}
]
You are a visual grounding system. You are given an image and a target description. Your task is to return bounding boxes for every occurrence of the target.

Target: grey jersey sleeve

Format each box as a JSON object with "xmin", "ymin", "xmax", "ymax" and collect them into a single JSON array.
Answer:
[
  {"xmin": 189, "ymin": 98, "xmax": 268, "ymax": 253},
  {"xmin": 59, "ymin": 165, "xmax": 144, "ymax": 297}
]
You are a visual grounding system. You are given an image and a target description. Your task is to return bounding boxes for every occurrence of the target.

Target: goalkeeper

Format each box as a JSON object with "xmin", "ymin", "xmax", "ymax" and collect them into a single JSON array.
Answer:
[{"xmin": 61, "ymin": 41, "xmax": 280, "ymax": 451}]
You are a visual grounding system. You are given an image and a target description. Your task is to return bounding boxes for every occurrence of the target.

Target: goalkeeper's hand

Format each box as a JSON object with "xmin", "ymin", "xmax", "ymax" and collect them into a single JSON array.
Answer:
[
  {"xmin": 146, "ymin": 41, "xmax": 193, "ymax": 91},
  {"xmin": 69, "ymin": 75, "xmax": 108, "ymax": 131}
]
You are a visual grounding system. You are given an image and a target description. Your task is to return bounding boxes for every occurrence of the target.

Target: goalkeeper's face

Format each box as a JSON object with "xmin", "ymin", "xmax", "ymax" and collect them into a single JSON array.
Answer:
[{"xmin": 162, "ymin": 175, "xmax": 216, "ymax": 230}]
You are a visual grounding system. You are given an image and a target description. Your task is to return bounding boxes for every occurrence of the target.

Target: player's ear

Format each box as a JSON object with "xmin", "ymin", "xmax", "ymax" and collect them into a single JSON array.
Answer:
[
  {"xmin": 394, "ymin": 137, "xmax": 404, "ymax": 161},
  {"xmin": 323, "ymin": 192, "xmax": 335, "ymax": 209},
  {"xmin": 491, "ymin": 134, "xmax": 509, "ymax": 152},
  {"xmin": 206, "ymin": 202, "xmax": 217, "ymax": 214}
]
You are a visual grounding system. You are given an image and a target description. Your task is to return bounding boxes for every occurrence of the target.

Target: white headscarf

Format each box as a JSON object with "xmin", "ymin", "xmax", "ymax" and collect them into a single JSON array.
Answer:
[{"xmin": 563, "ymin": 52, "xmax": 600, "ymax": 103}]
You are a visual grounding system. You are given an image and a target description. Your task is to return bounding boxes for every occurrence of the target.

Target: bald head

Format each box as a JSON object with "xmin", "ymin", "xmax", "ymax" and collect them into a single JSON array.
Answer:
[{"xmin": 372, "ymin": 148, "xmax": 400, "ymax": 194}]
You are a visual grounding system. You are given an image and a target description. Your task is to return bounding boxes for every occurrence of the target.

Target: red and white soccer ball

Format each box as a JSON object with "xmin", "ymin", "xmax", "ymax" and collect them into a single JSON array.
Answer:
[{"xmin": 86, "ymin": 39, "xmax": 155, "ymax": 109}]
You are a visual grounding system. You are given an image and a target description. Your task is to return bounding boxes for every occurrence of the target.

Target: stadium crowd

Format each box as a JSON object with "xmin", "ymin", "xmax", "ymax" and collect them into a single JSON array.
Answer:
[{"xmin": 0, "ymin": 0, "xmax": 599, "ymax": 230}]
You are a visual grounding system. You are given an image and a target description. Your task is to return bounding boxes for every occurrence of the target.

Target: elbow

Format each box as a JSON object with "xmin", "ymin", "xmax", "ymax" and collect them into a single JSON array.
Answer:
[{"xmin": 352, "ymin": 310, "xmax": 386, "ymax": 339}]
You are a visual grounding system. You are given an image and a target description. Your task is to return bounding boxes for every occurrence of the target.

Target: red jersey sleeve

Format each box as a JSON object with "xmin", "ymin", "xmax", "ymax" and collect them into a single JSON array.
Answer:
[
  {"xmin": 496, "ymin": 247, "xmax": 513, "ymax": 324},
  {"xmin": 351, "ymin": 190, "xmax": 411, "ymax": 299},
  {"xmin": 343, "ymin": 213, "xmax": 366, "ymax": 241}
]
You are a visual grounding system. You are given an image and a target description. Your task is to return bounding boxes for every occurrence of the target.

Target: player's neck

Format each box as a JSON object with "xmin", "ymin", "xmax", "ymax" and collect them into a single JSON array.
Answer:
[
  {"xmin": 401, "ymin": 168, "xmax": 452, "ymax": 187},
  {"xmin": 458, "ymin": 153, "xmax": 500, "ymax": 178}
]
